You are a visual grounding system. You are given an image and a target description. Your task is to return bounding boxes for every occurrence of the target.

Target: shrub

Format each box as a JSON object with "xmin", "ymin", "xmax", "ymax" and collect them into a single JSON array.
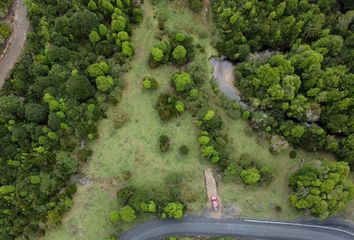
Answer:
[
  {"xmin": 156, "ymin": 94, "xmax": 179, "ymax": 121},
  {"xmin": 117, "ymin": 186, "xmax": 136, "ymax": 205},
  {"xmin": 179, "ymin": 145, "xmax": 189, "ymax": 155},
  {"xmin": 162, "ymin": 202, "xmax": 184, "ymax": 219},
  {"xmin": 142, "ymin": 77, "xmax": 159, "ymax": 90},
  {"xmin": 240, "ymin": 167, "xmax": 261, "ymax": 185},
  {"xmin": 159, "ymin": 134, "xmax": 170, "ymax": 152},
  {"xmin": 172, "ymin": 72, "xmax": 193, "ymax": 92},
  {"xmin": 119, "ymin": 206, "xmax": 136, "ymax": 223},
  {"xmin": 175, "ymin": 100, "xmax": 185, "ymax": 113},
  {"xmin": 172, "ymin": 45, "xmax": 187, "ymax": 64},
  {"xmin": 289, "ymin": 150, "xmax": 297, "ymax": 159},
  {"xmin": 109, "ymin": 210, "xmax": 120, "ymax": 223}
]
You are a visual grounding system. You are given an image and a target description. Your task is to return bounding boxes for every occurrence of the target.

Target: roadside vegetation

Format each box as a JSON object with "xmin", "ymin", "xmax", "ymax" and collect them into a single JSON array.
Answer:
[
  {"xmin": 0, "ymin": 0, "xmax": 14, "ymax": 17},
  {"xmin": 0, "ymin": 0, "xmax": 13, "ymax": 52},
  {"xmin": 0, "ymin": 22, "xmax": 11, "ymax": 51}
]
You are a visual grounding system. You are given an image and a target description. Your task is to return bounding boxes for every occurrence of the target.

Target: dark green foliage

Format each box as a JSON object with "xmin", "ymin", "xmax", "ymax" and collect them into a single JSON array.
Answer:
[
  {"xmin": 289, "ymin": 161, "xmax": 354, "ymax": 219},
  {"xmin": 66, "ymin": 75, "xmax": 94, "ymax": 101},
  {"xmin": 149, "ymin": 32, "xmax": 194, "ymax": 68},
  {"xmin": 0, "ymin": 0, "xmax": 143, "ymax": 238},
  {"xmin": 156, "ymin": 93, "xmax": 180, "ymax": 121},
  {"xmin": 188, "ymin": 0, "xmax": 203, "ymax": 13},
  {"xmin": 159, "ymin": 134, "xmax": 170, "ymax": 152},
  {"xmin": 179, "ymin": 145, "xmax": 189, "ymax": 155},
  {"xmin": 68, "ymin": 10, "xmax": 99, "ymax": 39},
  {"xmin": 211, "ymin": 1, "xmax": 354, "ymax": 169},
  {"xmin": 289, "ymin": 150, "xmax": 297, "ymax": 159},
  {"xmin": 187, "ymin": 58, "xmax": 208, "ymax": 86},
  {"xmin": 117, "ymin": 186, "xmax": 136, "ymax": 205},
  {"xmin": 0, "ymin": 0, "xmax": 13, "ymax": 18},
  {"xmin": 24, "ymin": 103, "xmax": 48, "ymax": 123}
]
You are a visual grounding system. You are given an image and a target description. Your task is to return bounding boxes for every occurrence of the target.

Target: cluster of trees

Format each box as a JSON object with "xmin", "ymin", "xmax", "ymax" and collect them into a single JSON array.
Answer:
[
  {"xmin": 212, "ymin": 0, "xmax": 354, "ymax": 63},
  {"xmin": 0, "ymin": 0, "xmax": 13, "ymax": 18},
  {"xmin": 0, "ymin": 22, "xmax": 11, "ymax": 51},
  {"xmin": 212, "ymin": 0, "xmax": 354, "ymax": 168},
  {"xmin": 111, "ymin": 179, "xmax": 187, "ymax": 226},
  {"xmin": 234, "ymin": 43, "xmax": 354, "ymax": 168},
  {"xmin": 289, "ymin": 161, "xmax": 354, "ymax": 219},
  {"xmin": 196, "ymin": 110, "xmax": 273, "ymax": 186},
  {"xmin": 149, "ymin": 32, "xmax": 195, "ymax": 68},
  {"xmin": 0, "ymin": 0, "xmax": 142, "ymax": 238},
  {"xmin": 225, "ymin": 154, "xmax": 273, "ymax": 185}
]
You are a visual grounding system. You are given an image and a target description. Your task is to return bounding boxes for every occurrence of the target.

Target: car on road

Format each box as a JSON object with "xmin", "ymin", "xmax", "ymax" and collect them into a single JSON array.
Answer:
[{"xmin": 211, "ymin": 195, "xmax": 219, "ymax": 211}]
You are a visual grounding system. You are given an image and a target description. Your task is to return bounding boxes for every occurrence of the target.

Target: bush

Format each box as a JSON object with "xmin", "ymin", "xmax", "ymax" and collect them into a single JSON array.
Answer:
[
  {"xmin": 156, "ymin": 93, "xmax": 179, "ymax": 121},
  {"xmin": 142, "ymin": 77, "xmax": 159, "ymax": 90},
  {"xmin": 188, "ymin": 0, "xmax": 203, "ymax": 13},
  {"xmin": 119, "ymin": 206, "xmax": 136, "ymax": 223},
  {"xmin": 117, "ymin": 186, "xmax": 136, "ymax": 205},
  {"xmin": 109, "ymin": 210, "xmax": 120, "ymax": 223},
  {"xmin": 289, "ymin": 150, "xmax": 297, "ymax": 159},
  {"xmin": 159, "ymin": 134, "xmax": 170, "ymax": 152},
  {"xmin": 240, "ymin": 167, "xmax": 261, "ymax": 185},
  {"xmin": 179, "ymin": 145, "xmax": 189, "ymax": 155}
]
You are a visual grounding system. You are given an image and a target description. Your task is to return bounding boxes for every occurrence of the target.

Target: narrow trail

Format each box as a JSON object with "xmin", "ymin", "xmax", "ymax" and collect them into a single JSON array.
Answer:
[{"xmin": 0, "ymin": 0, "xmax": 29, "ymax": 87}]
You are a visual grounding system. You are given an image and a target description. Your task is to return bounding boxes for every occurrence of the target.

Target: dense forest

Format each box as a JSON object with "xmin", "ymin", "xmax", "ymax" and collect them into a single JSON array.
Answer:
[
  {"xmin": 0, "ymin": 0, "xmax": 142, "ymax": 238},
  {"xmin": 212, "ymin": 0, "xmax": 354, "ymax": 168}
]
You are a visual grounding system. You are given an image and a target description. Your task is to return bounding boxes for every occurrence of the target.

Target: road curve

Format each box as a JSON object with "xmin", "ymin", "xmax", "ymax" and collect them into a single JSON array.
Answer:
[
  {"xmin": 0, "ymin": 0, "xmax": 29, "ymax": 87},
  {"xmin": 119, "ymin": 217, "xmax": 354, "ymax": 240}
]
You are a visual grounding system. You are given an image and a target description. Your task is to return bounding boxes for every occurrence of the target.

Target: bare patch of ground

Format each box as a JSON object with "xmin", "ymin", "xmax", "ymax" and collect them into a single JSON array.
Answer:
[{"xmin": 204, "ymin": 168, "xmax": 221, "ymax": 219}]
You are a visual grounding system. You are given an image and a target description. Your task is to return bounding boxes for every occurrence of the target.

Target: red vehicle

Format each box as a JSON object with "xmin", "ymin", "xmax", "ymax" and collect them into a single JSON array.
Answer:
[{"xmin": 211, "ymin": 195, "xmax": 219, "ymax": 211}]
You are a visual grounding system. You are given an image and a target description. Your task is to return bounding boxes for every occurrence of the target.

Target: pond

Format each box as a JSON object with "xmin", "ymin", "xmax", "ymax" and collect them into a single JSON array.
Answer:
[{"xmin": 210, "ymin": 57, "xmax": 251, "ymax": 110}]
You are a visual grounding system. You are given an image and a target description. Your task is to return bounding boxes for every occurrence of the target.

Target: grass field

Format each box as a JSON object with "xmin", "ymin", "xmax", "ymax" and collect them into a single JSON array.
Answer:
[
  {"xmin": 40, "ymin": 2, "xmax": 210, "ymax": 239},
  {"xmin": 40, "ymin": 1, "xmax": 353, "ymax": 240}
]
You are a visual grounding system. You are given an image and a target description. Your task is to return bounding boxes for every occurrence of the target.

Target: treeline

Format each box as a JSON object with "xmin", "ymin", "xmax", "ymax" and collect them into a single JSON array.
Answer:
[
  {"xmin": 0, "ymin": 0, "xmax": 13, "ymax": 51},
  {"xmin": 0, "ymin": 22, "xmax": 11, "ymax": 51},
  {"xmin": 0, "ymin": 0, "xmax": 141, "ymax": 239},
  {"xmin": 0, "ymin": 0, "xmax": 14, "ymax": 18},
  {"xmin": 212, "ymin": 0, "xmax": 354, "ymax": 168}
]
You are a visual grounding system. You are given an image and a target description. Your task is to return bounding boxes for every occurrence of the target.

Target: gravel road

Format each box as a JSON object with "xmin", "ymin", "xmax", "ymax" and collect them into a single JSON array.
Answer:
[{"xmin": 0, "ymin": 0, "xmax": 29, "ymax": 87}]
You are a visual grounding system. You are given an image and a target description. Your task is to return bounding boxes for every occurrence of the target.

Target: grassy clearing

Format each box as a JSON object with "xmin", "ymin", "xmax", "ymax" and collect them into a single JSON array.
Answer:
[
  {"xmin": 40, "ymin": 2, "xmax": 209, "ymax": 240},
  {"xmin": 40, "ymin": 1, "xmax": 353, "ymax": 240},
  {"xmin": 219, "ymin": 114, "xmax": 333, "ymax": 219}
]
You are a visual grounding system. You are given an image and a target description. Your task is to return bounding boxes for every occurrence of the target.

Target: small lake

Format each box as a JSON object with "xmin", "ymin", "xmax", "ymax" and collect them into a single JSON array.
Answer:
[{"xmin": 210, "ymin": 57, "xmax": 251, "ymax": 110}]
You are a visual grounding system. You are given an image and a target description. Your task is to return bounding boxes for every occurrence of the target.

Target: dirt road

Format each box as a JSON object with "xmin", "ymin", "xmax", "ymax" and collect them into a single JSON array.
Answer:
[
  {"xmin": 204, "ymin": 168, "xmax": 221, "ymax": 218},
  {"xmin": 0, "ymin": 0, "xmax": 29, "ymax": 87}
]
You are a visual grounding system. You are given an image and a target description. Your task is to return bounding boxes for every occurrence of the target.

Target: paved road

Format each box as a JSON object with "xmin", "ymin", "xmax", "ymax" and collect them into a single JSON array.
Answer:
[
  {"xmin": 119, "ymin": 217, "xmax": 354, "ymax": 240},
  {"xmin": 0, "ymin": 0, "xmax": 29, "ymax": 87}
]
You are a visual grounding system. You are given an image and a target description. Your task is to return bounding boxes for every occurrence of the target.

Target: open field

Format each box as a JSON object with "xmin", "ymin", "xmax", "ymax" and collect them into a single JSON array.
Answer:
[
  {"xmin": 40, "ymin": 2, "xmax": 210, "ymax": 239},
  {"xmin": 39, "ymin": 1, "xmax": 353, "ymax": 240}
]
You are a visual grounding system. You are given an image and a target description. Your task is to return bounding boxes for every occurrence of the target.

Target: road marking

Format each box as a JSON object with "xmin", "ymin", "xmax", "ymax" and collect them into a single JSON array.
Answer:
[{"xmin": 245, "ymin": 219, "xmax": 354, "ymax": 237}]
